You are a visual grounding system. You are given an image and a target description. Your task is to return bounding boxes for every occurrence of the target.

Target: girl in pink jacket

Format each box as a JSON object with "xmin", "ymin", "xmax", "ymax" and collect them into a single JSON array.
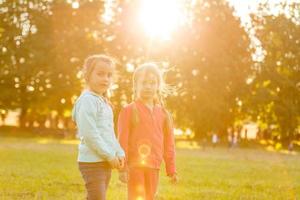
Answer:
[{"xmin": 118, "ymin": 62, "xmax": 178, "ymax": 200}]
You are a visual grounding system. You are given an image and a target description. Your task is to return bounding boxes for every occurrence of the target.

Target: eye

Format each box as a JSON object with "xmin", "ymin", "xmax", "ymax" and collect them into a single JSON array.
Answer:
[
  {"xmin": 97, "ymin": 72, "xmax": 104, "ymax": 76},
  {"xmin": 148, "ymin": 80, "xmax": 156, "ymax": 85}
]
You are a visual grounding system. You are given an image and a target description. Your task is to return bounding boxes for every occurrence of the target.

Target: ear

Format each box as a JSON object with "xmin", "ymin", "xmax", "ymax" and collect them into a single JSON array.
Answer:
[{"xmin": 83, "ymin": 71, "xmax": 90, "ymax": 83}]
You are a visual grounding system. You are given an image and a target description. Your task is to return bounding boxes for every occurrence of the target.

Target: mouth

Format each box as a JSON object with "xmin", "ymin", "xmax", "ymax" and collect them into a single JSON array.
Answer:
[
  {"xmin": 142, "ymin": 90, "xmax": 154, "ymax": 94},
  {"xmin": 100, "ymin": 83, "xmax": 109, "ymax": 87},
  {"xmin": 143, "ymin": 89, "xmax": 153, "ymax": 92}
]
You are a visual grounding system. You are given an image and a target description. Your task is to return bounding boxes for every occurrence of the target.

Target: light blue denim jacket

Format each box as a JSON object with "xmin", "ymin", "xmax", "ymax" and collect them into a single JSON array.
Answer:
[{"xmin": 72, "ymin": 90, "xmax": 125, "ymax": 162}]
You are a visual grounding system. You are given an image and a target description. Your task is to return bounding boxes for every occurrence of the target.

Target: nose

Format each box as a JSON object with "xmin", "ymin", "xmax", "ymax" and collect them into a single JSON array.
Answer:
[
  {"xmin": 144, "ymin": 83, "xmax": 152, "ymax": 89},
  {"xmin": 103, "ymin": 75, "xmax": 110, "ymax": 82}
]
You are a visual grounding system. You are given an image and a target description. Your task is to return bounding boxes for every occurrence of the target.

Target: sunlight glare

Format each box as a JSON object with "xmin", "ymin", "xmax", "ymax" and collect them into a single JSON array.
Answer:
[{"xmin": 139, "ymin": 0, "xmax": 187, "ymax": 40}]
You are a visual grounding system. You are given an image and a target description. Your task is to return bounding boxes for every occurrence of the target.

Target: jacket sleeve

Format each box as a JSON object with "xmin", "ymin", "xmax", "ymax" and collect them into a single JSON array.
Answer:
[
  {"xmin": 113, "ymin": 129, "xmax": 125, "ymax": 158},
  {"xmin": 117, "ymin": 107, "xmax": 131, "ymax": 170},
  {"xmin": 77, "ymin": 96, "xmax": 115, "ymax": 161},
  {"xmin": 163, "ymin": 112, "xmax": 176, "ymax": 176}
]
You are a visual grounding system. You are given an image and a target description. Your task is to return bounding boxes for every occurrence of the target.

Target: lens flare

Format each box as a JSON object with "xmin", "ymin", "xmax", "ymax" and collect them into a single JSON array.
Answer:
[{"xmin": 138, "ymin": 144, "xmax": 151, "ymax": 158}]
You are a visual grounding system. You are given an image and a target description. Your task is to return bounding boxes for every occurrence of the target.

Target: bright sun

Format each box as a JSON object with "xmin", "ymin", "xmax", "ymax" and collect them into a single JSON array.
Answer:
[{"xmin": 139, "ymin": 0, "xmax": 187, "ymax": 40}]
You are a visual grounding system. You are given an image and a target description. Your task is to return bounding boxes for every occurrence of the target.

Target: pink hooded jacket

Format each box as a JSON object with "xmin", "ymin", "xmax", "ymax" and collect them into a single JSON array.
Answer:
[{"xmin": 118, "ymin": 100, "xmax": 176, "ymax": 176}]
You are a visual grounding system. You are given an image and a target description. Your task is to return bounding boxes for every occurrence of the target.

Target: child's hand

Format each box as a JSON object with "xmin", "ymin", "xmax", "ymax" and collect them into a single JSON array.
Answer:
[
  {"xmin": 118, "ymin": 156, "xmax": 125, "ymax": 169},
  {"xmin": 108, "ymin": 157, "xmax": 120, "ymax": 169},
  {"xmin": 119, "ymin": 171, "xmax": 128, "ymax": 183},
  {"xmin": 169, "ymin": 173, "xmax": 178, "ymax": 184}
]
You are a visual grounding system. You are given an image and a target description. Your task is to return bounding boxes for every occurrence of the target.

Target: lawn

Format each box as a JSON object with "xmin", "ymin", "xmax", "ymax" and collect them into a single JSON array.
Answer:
[{"xmin": 0, "ymin": 137, "xmax": 299, "ymax": 200}]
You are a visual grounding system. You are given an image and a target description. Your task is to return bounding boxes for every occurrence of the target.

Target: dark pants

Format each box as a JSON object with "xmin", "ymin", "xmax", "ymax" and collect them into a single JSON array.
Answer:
[{"xmin": 78, "ymin": 162, "xmax": 112, "ymax": 200}]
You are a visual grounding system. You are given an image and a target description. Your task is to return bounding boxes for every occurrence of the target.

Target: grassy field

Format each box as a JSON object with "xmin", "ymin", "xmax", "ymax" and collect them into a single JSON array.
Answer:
[{"xmin": 0, "ymin": 137, "xmax": 300, "ymax": 200}]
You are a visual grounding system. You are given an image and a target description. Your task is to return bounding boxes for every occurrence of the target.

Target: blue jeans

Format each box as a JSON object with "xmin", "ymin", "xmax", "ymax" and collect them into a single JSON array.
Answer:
[{"xmin": 78, "ymin": 162, "xmax": 112, "ymax": 200}]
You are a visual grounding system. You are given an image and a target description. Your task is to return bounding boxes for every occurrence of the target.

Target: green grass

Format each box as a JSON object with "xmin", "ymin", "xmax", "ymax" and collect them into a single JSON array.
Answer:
[{"xmin": 0, "ymin": 137, "xmax": 300, "ymax": 200}]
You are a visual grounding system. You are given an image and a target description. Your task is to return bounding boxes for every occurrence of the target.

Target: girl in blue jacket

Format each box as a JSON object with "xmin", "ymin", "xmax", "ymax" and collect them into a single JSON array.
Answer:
[{"xmin": 72, "ymin": 54, "xmax": 125, "ymax": 200}]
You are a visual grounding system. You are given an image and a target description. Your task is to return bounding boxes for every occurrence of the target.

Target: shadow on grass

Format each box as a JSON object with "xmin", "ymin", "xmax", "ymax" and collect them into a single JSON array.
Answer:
[{"xmin": 0, "ymin": 125, "xmax": 76, "ymax": 139}]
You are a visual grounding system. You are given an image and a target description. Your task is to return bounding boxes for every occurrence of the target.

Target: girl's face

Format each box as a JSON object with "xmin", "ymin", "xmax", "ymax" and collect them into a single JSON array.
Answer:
[
  {"xmin": 87, "ymin": 61, "xmax": 114, "ymax": 95},
  {"xmin": 136, "ymin": 72, "xmax": 159, "ymax": 101}
]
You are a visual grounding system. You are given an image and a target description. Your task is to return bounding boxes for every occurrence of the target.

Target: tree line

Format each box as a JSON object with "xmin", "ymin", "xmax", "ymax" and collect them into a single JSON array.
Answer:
[{"xmin": 0, "ymin": 0, "xmax": 299, "ymax": 142}]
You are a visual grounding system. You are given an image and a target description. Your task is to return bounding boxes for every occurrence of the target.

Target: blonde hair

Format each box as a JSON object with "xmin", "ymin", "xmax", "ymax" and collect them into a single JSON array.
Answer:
[
  {"xmin": 131, "ymin": 62, "xmax": 174, "ymax": 132},
  {"xmin": 82, "ymin": 54, "xmax": 116, "ymax": 82},
  {"xmin": 82, "ymin": 54, "xmax": 116, "ymax": 101},
  {"xmin": 133, "ymin": 62, "xmax": 173, "ymax": 106}
]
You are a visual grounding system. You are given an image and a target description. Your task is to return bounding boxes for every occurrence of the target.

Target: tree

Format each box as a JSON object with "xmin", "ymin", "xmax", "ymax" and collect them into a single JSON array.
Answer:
[
  {"xmin": 249, "ymin": 5, "xmax": 300, "ymax": 141},
  {"xmin": 0, "ymin": 1, "xmax": 108, "ymax": 128}
]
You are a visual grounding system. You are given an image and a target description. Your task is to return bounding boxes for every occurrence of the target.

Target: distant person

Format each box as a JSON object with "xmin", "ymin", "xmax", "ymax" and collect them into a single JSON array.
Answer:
[
  {"xmin": 244, "ymin": 128, "xmax": 248, "ymax": 141},
  {"xmin": 288, "ymin": 140, "xmax": 294, "ymax": 152},
  {"xmin": 256, "ymin": 127, "xmax": 261, "ymax": 140},
  {"xmin": 212, "ymin": 132, "xmax": 218, "ymax": 148},
  {"xmin": 72, "ymin": 55, "xmax": 125, "ymax": 200},
  {"xmin": 227, "ymin": 128, "xmax": 233, "ymax": 148},
  {"xmin": 232, "ymin": 133, "xmax": 238, "ymax": 148},
  {"xmin": 202, "ymin": 136, "xmax": 208, "ymax": 151}
]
